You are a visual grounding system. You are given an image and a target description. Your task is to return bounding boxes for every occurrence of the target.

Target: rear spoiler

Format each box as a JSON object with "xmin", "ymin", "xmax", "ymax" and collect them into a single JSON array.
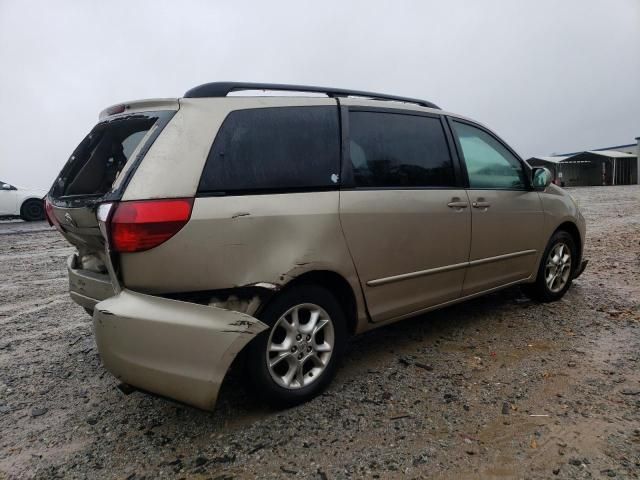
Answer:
[{"xmin": 99, "ymin": 98, "xmax": 179, "ymax": 120}]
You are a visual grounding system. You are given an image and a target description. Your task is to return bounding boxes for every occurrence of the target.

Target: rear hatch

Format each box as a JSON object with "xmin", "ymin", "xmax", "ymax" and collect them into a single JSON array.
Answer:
[{"xmin": 46, "ymin": 101, "xmax": 177, "ymax": 274}]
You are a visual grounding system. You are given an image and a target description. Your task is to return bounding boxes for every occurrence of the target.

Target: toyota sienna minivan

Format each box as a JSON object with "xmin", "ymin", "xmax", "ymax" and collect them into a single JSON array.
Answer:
[{"xmin": 46, "ymin": 82, "xmax": 587, "ymax": 409}]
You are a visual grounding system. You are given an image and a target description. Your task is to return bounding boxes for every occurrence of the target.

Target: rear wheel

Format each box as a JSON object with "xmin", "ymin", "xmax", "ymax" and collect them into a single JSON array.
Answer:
[
  {"xmin": 523, "ymin": 230, "xmax": 577, "ymax": 302},
  {"xmin": 246, "ymin": 284, "xmax": 347, "ymax": 408},
  {"xmin": 20, "ymin": 199, "xmax": 45, "ymax": 221}
]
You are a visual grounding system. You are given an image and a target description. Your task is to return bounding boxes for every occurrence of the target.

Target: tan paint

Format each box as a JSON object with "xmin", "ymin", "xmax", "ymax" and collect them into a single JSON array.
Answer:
[
  {"xmin": 67, "ymin": 254, "xmax": 114, "ymax": 309},
  {"xmin": 119, "ymin": 191, "xmax": 369, "ymax": 327},
  {"xmin": 52, "ymin": 93, "xmax": 588, "ymax": 411},
  {"xmin": 99, "ymin": 98, "xmax": 179, "ymax": 120},
  {"xmin": 339, "ymin": 189, "xmax": 471, "ymax": 321},
  {"xmin": 93, "ymin": 289, "xmax": 268, "ymax": 411},
  {"xmin": 462, "ymin": 190, "xmax": 544, "ymax": 295},
  {"xmin": 533, "ymin": 184, "xmax": 586, "ymax": 277},
  {"xmin": 121, "ymin": 97, "xmax": 338, "ymax": 201}
]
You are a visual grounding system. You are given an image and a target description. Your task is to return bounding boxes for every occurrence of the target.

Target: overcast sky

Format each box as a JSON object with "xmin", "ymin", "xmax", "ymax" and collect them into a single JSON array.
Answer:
[{"xmin": 0, "ymin": 0, "xmax": 639, "ymax": 189}]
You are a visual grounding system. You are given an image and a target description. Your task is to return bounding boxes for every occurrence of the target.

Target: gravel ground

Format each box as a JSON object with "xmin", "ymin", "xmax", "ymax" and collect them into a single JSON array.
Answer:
[{"xmin": 1, "ymin": 186, "xmax": 639, "ymax": 479}]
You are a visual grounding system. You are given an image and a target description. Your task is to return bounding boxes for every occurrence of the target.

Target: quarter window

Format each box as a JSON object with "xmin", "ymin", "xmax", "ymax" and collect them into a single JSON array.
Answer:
[
  {"xmin": 452, "ymin": 121, "xmax": 526, "ymax": 190},
  {"xmin": 348, "ymin": 111, "xmax": 455, "ymax": 188},
  {"xmin": 198, "ymin": 106, "xmax": 340, "ymax": 193}
]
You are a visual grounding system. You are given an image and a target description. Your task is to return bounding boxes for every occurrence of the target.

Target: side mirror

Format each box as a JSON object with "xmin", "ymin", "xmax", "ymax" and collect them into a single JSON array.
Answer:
[
  {"xmin": 532, "ymin": 167, "xmax": 552, "ymax": 190},
  {"xmin": 1, "ymin": 183, "xmax": 12, "ymax": 190}
]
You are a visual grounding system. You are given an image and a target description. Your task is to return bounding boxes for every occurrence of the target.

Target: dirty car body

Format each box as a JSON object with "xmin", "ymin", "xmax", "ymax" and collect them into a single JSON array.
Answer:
[{"xmin": 47, "ymin": 82, "xmax": 587, "ymax": 410}]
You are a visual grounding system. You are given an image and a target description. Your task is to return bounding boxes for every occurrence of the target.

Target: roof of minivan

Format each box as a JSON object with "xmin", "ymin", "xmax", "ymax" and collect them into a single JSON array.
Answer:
[
  {"xmin": 181, "ymin": 83, "xmax": 500, "ymax": 129},
  {"xmin": 99, "ymin": 87, "xmax": 484, "ymax": 136},
  {"xmin": 336, "ymin": 97, "xmax": 477, "ymax": 124},
  {"xmin": 183, "ymin": 82, "xmax": 441, "ymax": 110}
]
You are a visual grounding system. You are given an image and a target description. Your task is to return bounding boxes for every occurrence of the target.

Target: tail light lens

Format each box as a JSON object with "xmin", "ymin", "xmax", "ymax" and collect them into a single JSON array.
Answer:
[
  {"xmin": 44, "ymin": 198, "xmax": 61, "ymax": 230},
  {"xmin": 106, "ymin": 198, "xmax": 194, "ymax": 253}
]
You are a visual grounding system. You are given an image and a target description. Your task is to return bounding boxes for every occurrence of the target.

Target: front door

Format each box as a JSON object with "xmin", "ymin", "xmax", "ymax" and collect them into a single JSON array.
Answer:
[
  {"xmin": 0, "ymin": 182, "xmax": 18, "ymax": 215},
  {"xmin": 450, "ymin": 120, "xmax": 545, "ymax": 296},
  {"xmin": 339, "ymin": 106, "xmax": 471, "ymax": 322}
]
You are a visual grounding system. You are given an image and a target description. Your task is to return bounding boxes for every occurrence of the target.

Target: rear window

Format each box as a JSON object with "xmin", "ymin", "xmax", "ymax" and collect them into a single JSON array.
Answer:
[
  {"xmin": 51, "ymin": 113, "xmax": 165, "ymax": 199},
  {"xmin": 348, "ymin": 111, "xmax": 455, "ymax": 188},
  {"xmin": 198, "ymin": 106, "xmax": 340, "ymax": 194}
]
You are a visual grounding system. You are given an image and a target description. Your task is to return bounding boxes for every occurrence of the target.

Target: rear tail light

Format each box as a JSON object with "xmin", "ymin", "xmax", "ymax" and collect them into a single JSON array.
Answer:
[
  {"xmin": 104, "ymin": 198, "xmax": 194, "ymax": 253},
  {"xmin": 44, "ymin": 198, "xmax": 61, "ymax": 230}
]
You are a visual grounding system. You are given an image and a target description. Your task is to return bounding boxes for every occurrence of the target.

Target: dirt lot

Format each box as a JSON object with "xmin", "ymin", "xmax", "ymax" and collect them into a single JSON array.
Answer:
[{"xmin": 1, "ymin": 186, "xmax": 639, "ymax": 479}]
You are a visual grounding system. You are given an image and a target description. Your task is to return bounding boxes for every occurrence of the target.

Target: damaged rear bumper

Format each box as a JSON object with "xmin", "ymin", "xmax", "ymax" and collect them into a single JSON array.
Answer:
[
  {"xmin": 93, "ymin": 289, "xmax": 268, "ymax": 410},
  {"xmin": 67, "ymin": 254, "xmax": 115, "ymax": 310}
]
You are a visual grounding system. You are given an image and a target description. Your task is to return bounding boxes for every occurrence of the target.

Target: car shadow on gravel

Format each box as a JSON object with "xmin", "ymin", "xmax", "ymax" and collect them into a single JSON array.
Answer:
[{"xmin": 212, "ymin": 285, "xmax": 530, "ymax": 422}]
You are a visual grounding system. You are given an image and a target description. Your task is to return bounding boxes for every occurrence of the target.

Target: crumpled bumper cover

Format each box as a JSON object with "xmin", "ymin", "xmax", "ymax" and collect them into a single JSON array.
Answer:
[
  {"xmin": 93, "ymin": 289, "xmax": 268, "ymax": 410},
  {"xmin": 67, "ymin": 254, "xmax": 115, "ymax": 310}
]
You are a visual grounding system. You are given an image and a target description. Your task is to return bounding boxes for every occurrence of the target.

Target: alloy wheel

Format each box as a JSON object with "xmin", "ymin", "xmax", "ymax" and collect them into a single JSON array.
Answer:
[
  {"xmin": 266, "ymin": 303, "xmax": 335, "ymax": 389},
  {"xmin": 545, "ymin": 242, "xmax": 572, "ymax": 293}
]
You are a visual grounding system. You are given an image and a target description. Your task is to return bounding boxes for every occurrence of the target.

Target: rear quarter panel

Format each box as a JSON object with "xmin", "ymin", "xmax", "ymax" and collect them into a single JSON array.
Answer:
[
  {"xmin": 118, "ymin": 97, "xmax": 370, "ymax": 326},
  {"xmin": 121, "ymin": 97, "xmax": 339, "ymax": 201},
  {"xmin": 118, "ymin": 191, "xmax": 368, "ymax": 325}
]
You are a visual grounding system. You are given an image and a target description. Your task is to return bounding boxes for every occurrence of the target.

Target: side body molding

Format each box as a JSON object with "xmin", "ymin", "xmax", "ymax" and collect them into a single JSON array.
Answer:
[{"xmin": 93, "ymin": 290, "xmax": 268, "ymax": 410}]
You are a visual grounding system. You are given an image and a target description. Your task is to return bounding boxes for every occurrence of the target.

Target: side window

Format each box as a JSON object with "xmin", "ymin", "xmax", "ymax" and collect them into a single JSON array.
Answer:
[
  {"xmin": 348, "ymin": 111, "xmax": 455, "ymax": 188},
  {"xmin": 198, "ymin": 106, "xmax": 340, "ymax": 193},
  {"xmin": 451, "ymin": 121, "xmax": 526, "ymax": 190}
]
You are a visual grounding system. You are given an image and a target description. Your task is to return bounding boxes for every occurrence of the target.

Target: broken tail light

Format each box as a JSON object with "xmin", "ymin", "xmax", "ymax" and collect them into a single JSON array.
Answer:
[{"xmin": 104, "ymin": 198, "xmax": 194, "ymax": 253}]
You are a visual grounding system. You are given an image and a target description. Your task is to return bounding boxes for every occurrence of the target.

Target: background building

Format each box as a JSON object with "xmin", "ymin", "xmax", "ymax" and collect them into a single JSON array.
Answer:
[{"xmin": 527, "ymin": 138, "xmax": 639, "ymax": 186}]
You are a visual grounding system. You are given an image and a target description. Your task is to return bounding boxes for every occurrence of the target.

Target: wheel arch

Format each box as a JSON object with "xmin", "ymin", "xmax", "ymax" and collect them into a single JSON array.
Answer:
[
  {"xmin": 21, "ymin": 195, "xmax": 44, "ymax": 204},
  {"xmin": 257, "ymin": 270, "xmax": 359, "ymax": 336},
  {"xmin": 19, "ymin": 196, "xmax": 45, "ymax": 220},
  {"xmin": 553, "ymin": 221, "xmax": 582, "ymax": 266}
]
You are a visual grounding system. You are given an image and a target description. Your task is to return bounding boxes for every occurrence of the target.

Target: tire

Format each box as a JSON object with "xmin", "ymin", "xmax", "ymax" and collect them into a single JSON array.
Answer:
[
  {"xmin": 246, "ymin": 284, "xmax": 347, "ymax": 408},
  {"xmin": 522, "ymin": 230, "xmax": 577, "ymax": 302},
  {"xmin": 20, "ymin": 199, "xmax": 45, "ymax": 221}
]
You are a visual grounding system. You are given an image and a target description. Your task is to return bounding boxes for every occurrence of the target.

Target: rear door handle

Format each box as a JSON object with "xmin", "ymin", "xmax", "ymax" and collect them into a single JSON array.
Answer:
[
  {"xmin": 472, "ymin": 201, "xmax": 491, "ymax": 208},
  {"xmin": 447, "ymin": 201, "xmax": 468, "ymax": 209}
]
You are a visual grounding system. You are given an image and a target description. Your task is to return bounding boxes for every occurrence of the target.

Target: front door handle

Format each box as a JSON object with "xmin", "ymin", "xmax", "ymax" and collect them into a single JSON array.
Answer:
[
  {"xmin": 472, "ymin": 201, "xmax": 491, "ymax": 209},
  {"xmin": 447, "ymin": 197, "xmax": 468, "ymax": 210}
]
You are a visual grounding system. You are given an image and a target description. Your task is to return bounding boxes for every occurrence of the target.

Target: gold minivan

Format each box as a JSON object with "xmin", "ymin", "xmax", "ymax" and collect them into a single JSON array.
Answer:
[{"xmin": 46, "ymin": 82, "xmax": 587, "ymax": 409}]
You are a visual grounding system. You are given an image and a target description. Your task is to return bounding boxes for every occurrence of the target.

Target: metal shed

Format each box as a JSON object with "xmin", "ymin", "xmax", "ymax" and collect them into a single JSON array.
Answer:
[{"xmin": 528, "ymin": 150, "xmax": 638, "ymax": 187}]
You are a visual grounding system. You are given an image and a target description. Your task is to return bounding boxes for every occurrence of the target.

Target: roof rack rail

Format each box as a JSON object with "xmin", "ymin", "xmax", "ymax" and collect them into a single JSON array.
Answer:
[{"xmin": 183, "ymin": 82, "xmax": 440, "ymax": 109}]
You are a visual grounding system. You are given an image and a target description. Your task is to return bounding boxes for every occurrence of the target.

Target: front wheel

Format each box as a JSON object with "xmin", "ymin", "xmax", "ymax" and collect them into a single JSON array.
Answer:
[
  {"xmin": 522, "ymin": 230, "xmax": 577, "ymax": 302},
  {"xmin": 246, "ymin": 284, "xmax": 347, "ymax": 408}
]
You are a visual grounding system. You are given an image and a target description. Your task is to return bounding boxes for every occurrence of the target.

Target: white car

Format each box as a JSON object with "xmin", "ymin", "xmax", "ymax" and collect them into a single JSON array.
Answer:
[{"xmin": 0, "ymin": 181, "xmax": 46, "ymax": 221}]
